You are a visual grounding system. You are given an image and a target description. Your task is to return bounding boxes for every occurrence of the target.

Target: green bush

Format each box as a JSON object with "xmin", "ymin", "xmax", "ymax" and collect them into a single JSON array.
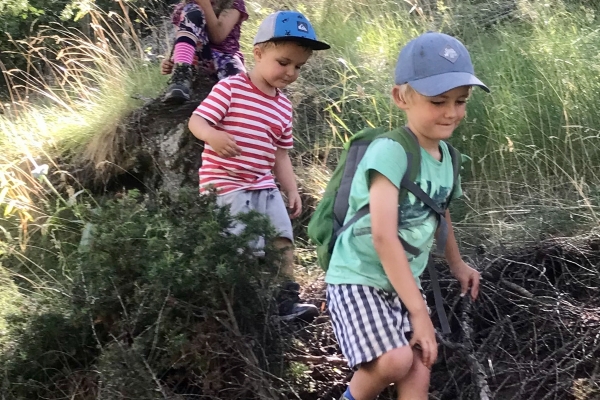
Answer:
[{"xmin": 0, "ymin": 188, "xmax": 287, "ymax": 399}]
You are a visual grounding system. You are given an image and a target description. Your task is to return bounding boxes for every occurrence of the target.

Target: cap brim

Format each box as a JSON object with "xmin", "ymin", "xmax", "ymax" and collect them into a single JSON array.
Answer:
[
  {"xmin": 408, "ymin": 72, "xmax": 490, "ymax": 96},
  {"xmin": 258, "ymin": 37, "xmax": 330, "ymax": 50}
]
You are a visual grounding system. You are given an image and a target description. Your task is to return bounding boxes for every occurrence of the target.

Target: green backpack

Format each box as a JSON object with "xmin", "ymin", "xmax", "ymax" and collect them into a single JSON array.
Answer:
[{"xmin": 307, "ymin": 126, "xmax": 462, "ymax": 334}]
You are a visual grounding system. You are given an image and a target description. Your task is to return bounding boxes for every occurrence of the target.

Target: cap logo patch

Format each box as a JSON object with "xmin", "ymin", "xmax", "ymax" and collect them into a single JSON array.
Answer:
[
  {"xmin": 297, "ymin": 22, "xmax": 308, "ymax": 32},
  {"xmin": 440, "ymin": 45, "xmax": 459, "ymax": 63}
]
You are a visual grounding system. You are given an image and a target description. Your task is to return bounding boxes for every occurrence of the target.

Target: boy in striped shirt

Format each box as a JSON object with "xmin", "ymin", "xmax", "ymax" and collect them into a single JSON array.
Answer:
[{"xmin": 188, "ymin": 10, "xmax": 330, "ymax": 321}]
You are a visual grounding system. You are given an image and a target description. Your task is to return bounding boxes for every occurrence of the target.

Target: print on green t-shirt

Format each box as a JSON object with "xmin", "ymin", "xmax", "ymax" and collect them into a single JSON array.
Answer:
[{"xmin": 325, "ymin": 138, "xmax": 462, "ymax": 292}]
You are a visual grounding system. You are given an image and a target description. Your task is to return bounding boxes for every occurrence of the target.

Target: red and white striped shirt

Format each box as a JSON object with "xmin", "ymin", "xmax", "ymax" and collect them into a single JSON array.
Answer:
[{"xmin": 194, "ymin": 74, "xmax": 293, "ymax": 194}]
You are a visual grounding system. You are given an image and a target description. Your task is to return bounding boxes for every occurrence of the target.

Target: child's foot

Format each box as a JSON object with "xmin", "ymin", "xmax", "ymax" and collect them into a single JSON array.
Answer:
[
  {"xmin": 339, "ymin": 387, "xmax": 355, "ymax": 400},
  {"xmin": 163, "ymin": 63, "xmax": 193, "ymax": 103},
  {"xmin": 278, "ymin": 281, "xmax": 319, "ymax": 322}
]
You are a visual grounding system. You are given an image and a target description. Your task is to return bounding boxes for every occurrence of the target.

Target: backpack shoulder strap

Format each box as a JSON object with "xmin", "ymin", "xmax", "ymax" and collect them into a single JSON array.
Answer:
[
  {"xmin": 390, "ymin": 128, "xmax": 453, "ymax": 335},
  {"xmin": 332, "ymin": 127, "xmax": 387, "ymax": 233},
  {"xmin": 444, "ymin": 141, "xmax": 462, "ymax": 204},
  {"xmin": 333, "ymin": 128, "xmax": 412, "ymax": 237},
  {"xmin": 380, "ymin": 127, "xmax": 421, "ymax": 205}
]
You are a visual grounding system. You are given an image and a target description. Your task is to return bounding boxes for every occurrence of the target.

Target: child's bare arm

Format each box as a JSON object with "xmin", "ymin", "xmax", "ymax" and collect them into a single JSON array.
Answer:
[
  {"xmin": 369, "ymin": 171, "xmax": 437, "ymax": 367},
  {"xmin": 195, "ymin": 0, "xmax": 241, "ymax": 44},
  {"xmin": 443, "ymin": 209, "xmax": 480, "ymax": 300},
  {"xmin": 188, "ymin": 114, "xmax": 241, "ymax": 158},
  {"xmin": 273, "ymin": 148, "xmax": 301, "ymax": 218},
  {"xmin": 370, "ymin": 172, "xmax": 428, "ymax": 313}
]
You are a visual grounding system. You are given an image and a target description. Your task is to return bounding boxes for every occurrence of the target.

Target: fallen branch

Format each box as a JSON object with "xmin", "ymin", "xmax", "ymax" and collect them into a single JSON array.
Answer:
[
  {"xmin": 460, "ymin": 297, "xmax": 492, "ymax": 400},
  {"xmin": 287, "ymin": 354, "xmax": 348, "ymax": 367}
]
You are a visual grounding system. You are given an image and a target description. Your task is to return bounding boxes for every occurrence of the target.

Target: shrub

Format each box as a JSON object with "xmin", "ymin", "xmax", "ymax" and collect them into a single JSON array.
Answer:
[{"xmin": 0, "ymin": 188, "xmax": 287, "ymax": 399}]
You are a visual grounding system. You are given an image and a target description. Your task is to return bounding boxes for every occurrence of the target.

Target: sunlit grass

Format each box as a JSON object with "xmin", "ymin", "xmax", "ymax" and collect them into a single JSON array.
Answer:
[
  {"xmin": 242, "ymin": 0, "xmax": 600, "ymax": 241},
  {"xmin": 2, "ymin": 0, "xmax": 599, "ymax": 246},
  {"xmin": 1, "ymin": 9, "xmax": 167, "ymax": 163},
  {"xmin": 0, "ymin": 5, "xmax": 166, "ymax": 237}
]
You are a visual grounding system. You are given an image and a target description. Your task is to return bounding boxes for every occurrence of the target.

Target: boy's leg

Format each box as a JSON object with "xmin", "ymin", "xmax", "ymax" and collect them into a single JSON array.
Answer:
[
  {"xmin": 272, "ymin": 237, "xmax": 317, "ymax": 322},
  {"xmin": 327, "ymin": 284, "xmax": 416, "ymax": 400},
  {"xmin": 273, "ymin": 237, "xmax": 294, "ymax": 279},
  {"xmin": 395, "ymin": 293, "xmax": 432, "ymax": 400},
  {"xmin": 164, "ymin": 3, "xmax": 211, "ymax": 103},
  {"xmin": 395, "ymin": 348, "xmax": 431, "ymax": 400},
  {"xmin": 262, "ymin": 189, "xmax": 318, "ymax": 322},
  {"xmin": 216, "ymin": 189, "xmax": 318, "ymax": 322},
  {"xmin": 259, "ymin": 189, "xmax": 295, "ymax": 279},
  {"xmin": 212, "ymin": 50, "xmax": 246, "ymax": 80},
  {"xmin": 343, "ymin": 346, "xmax": 414, "ymax": 400}
]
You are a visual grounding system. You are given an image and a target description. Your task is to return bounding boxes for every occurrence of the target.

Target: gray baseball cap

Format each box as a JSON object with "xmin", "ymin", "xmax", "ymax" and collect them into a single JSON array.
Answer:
[
  {"xmin": 395, "ymin": 32, "xmax": 489, "ymax": 96},
  {"xmin": 253, "ymin": 11, "xmax": 330, "ymax": 51}
]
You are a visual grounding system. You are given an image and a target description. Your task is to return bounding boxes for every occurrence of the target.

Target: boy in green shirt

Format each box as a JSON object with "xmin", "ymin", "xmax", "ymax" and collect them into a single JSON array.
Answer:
[{"xmin": 326, "ymin": 32, "xmax": 488, "ymax": 400}]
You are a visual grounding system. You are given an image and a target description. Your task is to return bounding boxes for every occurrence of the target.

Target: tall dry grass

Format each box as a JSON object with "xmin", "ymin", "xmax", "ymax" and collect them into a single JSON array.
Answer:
[
  {"xmin": 0, "ymin": 3, "xmax": 166, "ymax": 240},
  {"xmin": 243, "ymin": 0, "xmax": 600, "ymax": 246}
]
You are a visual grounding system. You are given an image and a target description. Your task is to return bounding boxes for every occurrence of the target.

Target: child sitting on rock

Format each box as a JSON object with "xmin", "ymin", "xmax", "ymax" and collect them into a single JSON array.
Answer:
[{"xmin": 162, "ymin": 0, "xmax": 248, "ymax": 103}]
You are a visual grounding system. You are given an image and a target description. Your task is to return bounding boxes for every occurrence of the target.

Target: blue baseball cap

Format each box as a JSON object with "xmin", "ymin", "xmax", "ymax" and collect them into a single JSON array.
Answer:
[
  {"xmin": 253, "ymin": 11, "xmax": 330, "ymax": 51},
  {"xmin": 395, "ymin": 32, "xmax": 489, "ymax": 96}
]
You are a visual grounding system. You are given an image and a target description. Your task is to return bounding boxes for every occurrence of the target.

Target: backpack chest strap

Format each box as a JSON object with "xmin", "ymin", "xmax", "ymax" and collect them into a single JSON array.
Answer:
[
  {"xmin": 400, "ymin": 176, "xmax": 449, "ymax": 255},
  {"xmin": 334, "ymin": 176, "xmax": 449, "ymax": 257},
  {"xmin": 335, "ymin": 203, "xmax": 422, "ymax": 256}
]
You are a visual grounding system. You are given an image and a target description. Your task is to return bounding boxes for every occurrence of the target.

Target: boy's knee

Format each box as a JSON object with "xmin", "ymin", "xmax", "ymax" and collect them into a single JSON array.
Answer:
[
  {"xmin": 273, "ymin": 237, "xmax": 293, "ymax": 249},
  {"xmin": 368, "ymin": 346, "xmax": 414, "ymax": 384}
]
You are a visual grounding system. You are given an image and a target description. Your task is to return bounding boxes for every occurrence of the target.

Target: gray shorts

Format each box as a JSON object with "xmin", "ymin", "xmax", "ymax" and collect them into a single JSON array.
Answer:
[{"xmin": 216, "ymin": 188, "xmax": 294, "ymax": 249}]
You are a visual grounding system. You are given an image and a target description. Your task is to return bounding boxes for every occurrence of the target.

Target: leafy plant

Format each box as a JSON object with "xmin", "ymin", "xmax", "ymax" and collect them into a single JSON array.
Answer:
[{"xmin": 1, "ymin": 188, "xmax": 287, "ymax": 399}]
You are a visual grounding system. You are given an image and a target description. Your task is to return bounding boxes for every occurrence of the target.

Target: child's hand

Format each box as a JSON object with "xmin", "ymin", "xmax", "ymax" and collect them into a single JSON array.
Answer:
[
  {"xmin": 206, "ymin": 129, "xmax": 241, "ymax": 158},
  {"xmin": 450, "ymin": 260, "xmax": 480, "ymax": 300},
  {"xmin": 161, "ymin": 58, "xmax": 174, "ymax": 75},
  {"xmin": 409, "ymin": 310, "xmax": 437, "ymax": 369},
  {"xmin": 286, "ymin": 190, "xmax": 302, "ymax": 219}
]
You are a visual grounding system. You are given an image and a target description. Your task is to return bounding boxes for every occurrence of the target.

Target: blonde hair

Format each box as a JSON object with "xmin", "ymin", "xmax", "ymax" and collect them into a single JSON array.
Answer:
[
  {"xmin": 255, "ymin": 41, "xmax": 278, "ymax": 51},
  {"xmin": 394, "ymin": 83, "xmax": 473, "ymax": 104},
  {"xmin": 396, "ymin": 84, "xmax": 417, "ymax": 103},
  {"xmin": 255, "ymin": 40, "xmax": 313, "ymax": 53}
]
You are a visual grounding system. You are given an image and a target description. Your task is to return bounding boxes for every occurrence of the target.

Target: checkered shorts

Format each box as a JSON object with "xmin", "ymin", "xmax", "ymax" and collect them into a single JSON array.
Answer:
[{"xmin": 327, "ymin": 284, "xmax": 412, "ymax": 368}]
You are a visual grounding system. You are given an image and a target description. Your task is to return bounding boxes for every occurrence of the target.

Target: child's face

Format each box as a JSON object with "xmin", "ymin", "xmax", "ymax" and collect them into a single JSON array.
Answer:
[
  {"xmin": 394, "ymin": 86, "xmax": 470, "ymax": 141},
  {"xmin": 253, "ymin": 42, "xmax": 312, "ymax": 90}
]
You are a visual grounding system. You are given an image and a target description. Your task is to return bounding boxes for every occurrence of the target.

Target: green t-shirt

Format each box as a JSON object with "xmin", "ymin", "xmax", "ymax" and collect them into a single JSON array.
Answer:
[{"xmin": 324, "ymin": 138, "xmax": 463, "ymax": 292}]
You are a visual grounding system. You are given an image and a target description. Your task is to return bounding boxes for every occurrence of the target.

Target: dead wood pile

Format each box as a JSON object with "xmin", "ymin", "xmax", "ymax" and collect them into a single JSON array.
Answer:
[{"xmin": 287, "ymin": 233, "xmax": 600, "ymax": 400}]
